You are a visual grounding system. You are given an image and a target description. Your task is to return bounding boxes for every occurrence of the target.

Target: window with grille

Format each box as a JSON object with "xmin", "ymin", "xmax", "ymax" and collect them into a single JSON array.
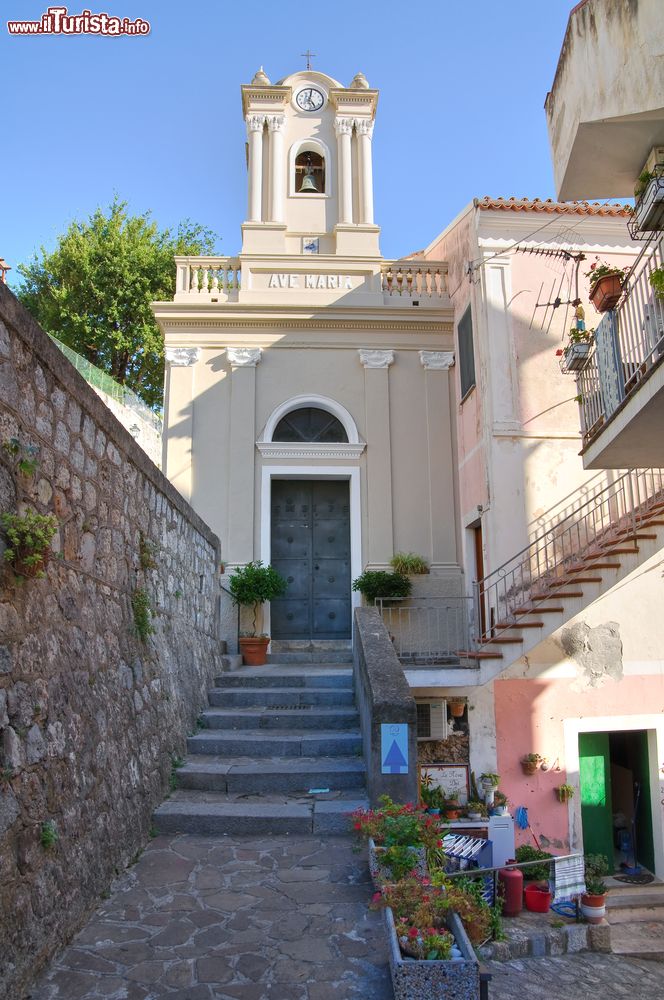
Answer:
[{"xmin": 272, "ymin": 407, "xmax": 348, "ymax": 443}]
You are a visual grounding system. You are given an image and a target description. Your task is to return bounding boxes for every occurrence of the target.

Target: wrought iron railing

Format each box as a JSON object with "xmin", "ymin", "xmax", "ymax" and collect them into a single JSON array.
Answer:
[
  {"xmin": 576, "ymin": 234, "xmax": 664, "ymax": 446},
  {"xmin": 475, "ymin": 468, "xmax": 664, "ymax": 645},
  {"xmin": 375, "ymin": 597, "xmax": 475, "ymax": 664}
]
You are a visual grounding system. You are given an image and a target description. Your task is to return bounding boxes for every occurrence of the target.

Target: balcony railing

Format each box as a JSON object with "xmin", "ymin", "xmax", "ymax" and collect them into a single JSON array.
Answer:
[
  {"xmin": 375, "ymin": 597, "xmax": 475, "ymax": 664},
  {"xmin": 174, "ymin": 256, "xmax": 242, "ymax": 300},
  {"xmin": 380, "ymin": 261, "xmax": 448, "ymax": 298},
  {"xmin": 576, "ymin": 234, "xmax": 664, "ymax": 446}
]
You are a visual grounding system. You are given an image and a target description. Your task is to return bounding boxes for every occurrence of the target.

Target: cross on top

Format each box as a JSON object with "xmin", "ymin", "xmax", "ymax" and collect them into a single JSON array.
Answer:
[{"xmin": 301, "ymin": 49, "xmax": 317, "ymax": 70}]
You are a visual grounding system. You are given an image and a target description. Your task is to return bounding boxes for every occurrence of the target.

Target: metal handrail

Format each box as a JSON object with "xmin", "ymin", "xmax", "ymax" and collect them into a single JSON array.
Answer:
[
  {"xmin": 219, "ymin": 580, "xmax": 240, "ymax": 652},
  {"xmin": 474, "ymin": 467, "xmax": 664, "ymax": 645},
  {"xmin": 376, "ymin": 596, "xmax": 475, "ymax": 663}
]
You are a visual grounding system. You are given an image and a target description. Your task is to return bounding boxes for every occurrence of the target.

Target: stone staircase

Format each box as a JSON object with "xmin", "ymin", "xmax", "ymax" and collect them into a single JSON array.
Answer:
[
  {"xmin": 153, "ymin": 658, "xmax": 368, "ymax": 837},
  {"xmin": 606, "ymin": 882, "xmax": 664, "ymax": 960}
]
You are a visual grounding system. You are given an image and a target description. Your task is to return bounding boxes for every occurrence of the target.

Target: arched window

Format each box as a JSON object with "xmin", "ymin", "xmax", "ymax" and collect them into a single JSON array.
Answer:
[
  {"xmin": 294, "ymin": 150, "xmax": 325, "ymax": 194},
  {"xmin": 273, "ymin": 407, "xmax": 348, "ymax": 443}
]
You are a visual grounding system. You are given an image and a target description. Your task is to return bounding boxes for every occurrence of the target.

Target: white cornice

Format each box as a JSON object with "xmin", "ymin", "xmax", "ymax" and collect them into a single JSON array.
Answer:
[{"xmin": 256, "ymin": 441, "xmax": 365, "ymax": 460}]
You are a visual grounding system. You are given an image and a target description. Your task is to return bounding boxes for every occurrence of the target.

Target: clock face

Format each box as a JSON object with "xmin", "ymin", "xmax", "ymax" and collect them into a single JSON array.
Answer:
[{"xmin": 296, "ymin": 87, "xmax": 325, "ymax": 112}]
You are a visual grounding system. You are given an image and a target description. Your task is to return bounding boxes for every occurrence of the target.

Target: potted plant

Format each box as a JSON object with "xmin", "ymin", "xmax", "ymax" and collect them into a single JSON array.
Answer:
[
  {"xmin": 649, "ymin": 267, "xmax": 664, "ymax": 300},
  {"xmin": 479, "ymin": 772, "xmax": 500, "ymax": 791},
  {"xmin": 352, "ymin": 570, "xmax": 412, "ymax": 605},
  {"xmin": 444, "ymin": 796, "xmax": 462, "ymax": 821},
  {"xmin": 465, "ymin": 801, "xmax": 487, "ymax": 821},
  {"xmin": 229, "ymin": 561, "xmax": 287, "ymax": 665},
  {"xmin": 447, "ymin": 698, "xmax": 467, "ymax": 719},
  {"xmin": 389, "ymin": 552, "xmax": 430, "ymax": 576},
  {"xmin": 586, "ymin": 258, "xmax": 629, "ymax": 312},
  {"xmin": 491, "ymin": 791, "xmax": 508, "ymax": 816},
  {"xmin": 634, "ymin": 167, "xmax": 664, "ymax": 232},
  {"xmin": 520, "ymin": 753, "xmax": 543, "ymax": 775},
  {"xmin": 557, "ymin": 326, "xmax": 594, "ymax": 372},
  {"xmin": 581, "ymin": 853, "xmax": 610, "ymax": 924},
  {"xmin": 420, "ymin": 773, "xmax": 445, "ymax": 815},
  {"xmin": 350, "ymin": 797, "xmax": 444, "ymax": 887},
  {"xmin": 556, "ymin": 783, "xmax": 575, "ymax": 803}
]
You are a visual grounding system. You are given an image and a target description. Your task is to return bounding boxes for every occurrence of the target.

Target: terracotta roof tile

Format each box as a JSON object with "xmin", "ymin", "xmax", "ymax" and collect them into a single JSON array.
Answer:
[{"xmin": 475, "ymin": 196, "xmax": 632, "ymax": 217}]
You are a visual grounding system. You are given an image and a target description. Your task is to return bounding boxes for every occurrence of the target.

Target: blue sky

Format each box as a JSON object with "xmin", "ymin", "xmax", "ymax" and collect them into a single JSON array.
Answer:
[{"xmin": 3, "ymin": 0, "xmax": 575, "ymax": 281}]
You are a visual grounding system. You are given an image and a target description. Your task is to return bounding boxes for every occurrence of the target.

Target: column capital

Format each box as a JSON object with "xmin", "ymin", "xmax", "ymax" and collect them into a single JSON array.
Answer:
[
  {"xmin": 419, "ymin": 351, "xmax": 455, "ymax": 371},
  {"xmin": 228, "ymin": 347, "xmax": 262, "ymax": 368},
  {"xmin": 245, "ymin": 114, "xmax": 265, "ymax": 134},
  {"xmin": 266, "ymin": 113, "xmax": 286, "ymax": 132},
  {"xmin": 359, "ymin": 349, "xmax": 394, "ymax": 369},
  {"xmin": 334, "ymin": 116, "xmax": 354, "ymax": 136},
  {"xmin": 354, "ymin": 118, "xmax": 374, "ymax": 138},
  {"xmin": 165, "ymin": 347, "xmax": 200, "ymax": 367}
]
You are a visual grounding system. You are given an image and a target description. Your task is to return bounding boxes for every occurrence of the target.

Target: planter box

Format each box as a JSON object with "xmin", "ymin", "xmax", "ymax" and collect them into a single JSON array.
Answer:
[
  {"xmin": 368, "ymin": 837, "xmax": 427, "ymax": 888},
  {"xmin": 563, "ymin": 342, "xmax": 591, "ymax": 372},
  {"xmin": 385, "ymin": 907, "xmax": 480, "ymax": 1000},
  {"xmin": 635, "ymin": 179, "xmax": 664, "ymax": 232}
]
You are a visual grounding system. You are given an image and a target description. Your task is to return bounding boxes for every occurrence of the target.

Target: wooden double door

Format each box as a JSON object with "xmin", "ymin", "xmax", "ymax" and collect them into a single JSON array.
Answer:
[{"xmin": 270, "ymin": 480, "xmax": 351, "ymax": 640}]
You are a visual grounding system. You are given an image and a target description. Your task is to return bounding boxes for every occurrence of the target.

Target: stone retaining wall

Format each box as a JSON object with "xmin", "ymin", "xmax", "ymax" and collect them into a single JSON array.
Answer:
[{"xmin": 0, "ymin": 285, "xmax": 225, "ymax": 1000}]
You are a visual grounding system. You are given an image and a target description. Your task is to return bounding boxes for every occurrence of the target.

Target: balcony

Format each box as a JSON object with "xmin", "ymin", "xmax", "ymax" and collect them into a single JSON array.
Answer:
[
  {"xmin": 575, "ymin": 234, "xmax": 664, "ymax": 468},
  {"xmin": 171, "ymin": 255, "xmax": 449, "ymax": 309},
  {"xmin": 544, "ymin": 0, "xmax": 664, "ymax": 200}
]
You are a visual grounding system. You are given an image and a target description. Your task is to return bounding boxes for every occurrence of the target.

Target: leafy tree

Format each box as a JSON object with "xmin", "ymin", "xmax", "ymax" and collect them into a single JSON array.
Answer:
[{"xmin": 17, "ymin": 199, "xmax": 216, "ymax": 409}]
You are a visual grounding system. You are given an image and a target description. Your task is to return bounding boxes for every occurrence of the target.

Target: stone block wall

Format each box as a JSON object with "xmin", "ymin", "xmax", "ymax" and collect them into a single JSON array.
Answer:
[{"xmin": 0, "ymin": 285, "xmax": 225, "ymax": 1000}]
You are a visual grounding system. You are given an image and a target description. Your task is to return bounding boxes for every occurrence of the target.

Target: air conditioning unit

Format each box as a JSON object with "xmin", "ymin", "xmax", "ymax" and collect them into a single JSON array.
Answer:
[{"xmin": 415, "ymin": 700, "xmax": 447, "ymax": 741}]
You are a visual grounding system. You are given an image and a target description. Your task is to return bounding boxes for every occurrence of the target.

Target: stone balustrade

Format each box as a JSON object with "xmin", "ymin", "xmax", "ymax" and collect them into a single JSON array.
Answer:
[
  {"xmin": 175, "ymin": 256, "xmax": 241, "ymax": 300},
  {"xmin": 381, "ymin": 260, "xmax": 448, "ymax": 298}
]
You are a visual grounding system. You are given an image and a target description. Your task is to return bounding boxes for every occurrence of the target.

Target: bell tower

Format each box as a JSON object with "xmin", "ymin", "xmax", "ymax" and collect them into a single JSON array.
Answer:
[{"xmin": 240, "ymin": 67, "xmax": 381, "ymax": 257}]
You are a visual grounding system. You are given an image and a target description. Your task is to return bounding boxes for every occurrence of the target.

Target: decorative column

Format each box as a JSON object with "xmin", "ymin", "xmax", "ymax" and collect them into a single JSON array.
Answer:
[
  {"xmin": 163, "ymin": 348, "xmax": 200, "ymax": 501},
  {"xmin": 227, "ymin": 348, "xmax": 262, "ymax": 567},
  {"xmin": 267, "ymin": 114, "xmax": 286, "ymax": 224},
  {"xmin": 334, "ymin": 116, "xmax": 354, "ymax": 224},
  {"xmin": 419, "ymin": 352, "xmax": 457, "ymax": 566},
  {"xmin": 359, "ymin": 349, "xmax": 394, "ymax": 567},
  {"xmin": 355, "ymin": 118, "xmax": 375, "ymax": 225},
  {"xmin": 246, "ymin": 114, "xmax": 265, "ymax": 223}
]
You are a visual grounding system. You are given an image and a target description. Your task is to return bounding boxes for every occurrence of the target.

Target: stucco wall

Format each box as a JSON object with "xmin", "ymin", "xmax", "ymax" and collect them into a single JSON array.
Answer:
[{"xmin": 0, "ymin": 285, "xmax": 224, "ymax": 1000}]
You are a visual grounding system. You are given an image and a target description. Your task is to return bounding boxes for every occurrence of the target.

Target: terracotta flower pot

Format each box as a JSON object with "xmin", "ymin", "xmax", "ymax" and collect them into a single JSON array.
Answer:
[
  {"xmin": 589, "ymin": 273, "xmax": 623, "ymax": 312},
  {"xmin": 580, "ymin": 892, "xmax": 607, "ymax": 924},
  {"xmin": 239, "ymin": 636, "xmax": 270, "ymax": 666},
  {"xmin": 448, "ymin": 702, "xmax": 465, "ymax": 718},
  {"xmin": 521, "ymin": 760, "xmax": 539, "ymax": 775}
]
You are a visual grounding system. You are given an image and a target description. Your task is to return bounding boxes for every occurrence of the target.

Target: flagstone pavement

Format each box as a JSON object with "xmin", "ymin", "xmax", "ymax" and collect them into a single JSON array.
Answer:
[{"xmin": 28, "ymin": 833, "xmax": 664, "ymax": 1000}]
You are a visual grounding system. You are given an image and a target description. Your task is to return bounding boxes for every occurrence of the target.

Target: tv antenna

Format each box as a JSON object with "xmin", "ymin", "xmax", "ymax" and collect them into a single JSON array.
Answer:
[{"xmin": 517, "ymin": 247, "xmax": 586, "ymax": 336}]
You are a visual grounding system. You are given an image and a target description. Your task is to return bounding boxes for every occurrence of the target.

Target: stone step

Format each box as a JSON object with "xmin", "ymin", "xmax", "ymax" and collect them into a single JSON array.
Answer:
[
  {"xmin": 153, "ymin": 790, "xmax": 367, "ymax": 836},
  {"xmin": 187, "ymin": 729, "xmax": 363, "ymax": 758},
  {"xmin": 214, "ymin": 668, "xmax": 353, "ymax": 689},
  {"xmin": 200, "ymin": 706, "xmax": 360, "ymax": 731},
  {"xmin": 607, "ymin": 888, "xmax": 664, "ymax": 909},
  {"xmin": 609, "ymin": 920, "xmax": 664, "ymax": 960},
  {"xmin": 266, "ymin": 651, "xmax": 353, "ymax": 663},
  {"xmin": 607, "ymin": 905, "xmax": 664, "ymax": 924},
  {"xmin": 176, "ymin": 754, "xmax": 367, "ymax": 793},
  {"xmin": 208, "ymin": 687, "xmax": 356, "ymax": 708}
]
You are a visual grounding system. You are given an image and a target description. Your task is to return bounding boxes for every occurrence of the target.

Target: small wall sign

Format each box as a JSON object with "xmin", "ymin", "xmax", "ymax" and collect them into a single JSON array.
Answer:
[
  {"xmin": 302, "ymin": 237, "xmax": 320, "ymax": 254},
  {"xmin": 381, "ymin": 723, "xmax": 409, "ymax": 775}
]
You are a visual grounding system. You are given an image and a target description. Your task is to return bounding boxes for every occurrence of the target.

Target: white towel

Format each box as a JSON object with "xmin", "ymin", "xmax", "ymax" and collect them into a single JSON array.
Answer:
[{"xmin": 550, "ymin": 855, "xmax": 586, "ymax": 901}]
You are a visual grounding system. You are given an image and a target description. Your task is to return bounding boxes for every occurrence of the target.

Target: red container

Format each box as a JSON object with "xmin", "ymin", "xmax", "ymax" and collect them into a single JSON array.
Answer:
[
  {"xmin": 524, "ymin": 883, "xmax": 552, "ymax": 913},
  {"xmin": 498, "ymin": 865, "xmax": 524, "ymax": 917}
]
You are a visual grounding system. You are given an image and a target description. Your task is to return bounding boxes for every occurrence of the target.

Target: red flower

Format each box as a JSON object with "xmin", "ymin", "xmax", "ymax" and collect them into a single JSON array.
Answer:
[
  {"xmin": 371, "ymin": 891, "xmax": 382, "ymax": 903},
  {"xmin": 555, "ymin": 349, "xmax": 563, "ymax": 356},
  {"xmin": 437, "ymin": 840, "xmax": 443, "ymax": 848},
  {"xmin": 408, "ymin": 927, "xmax": 419, "ymax": 939}
]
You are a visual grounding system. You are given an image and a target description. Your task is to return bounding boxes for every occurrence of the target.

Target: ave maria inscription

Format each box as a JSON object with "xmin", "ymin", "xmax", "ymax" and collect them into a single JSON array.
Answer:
[{"xmin": 268, "ymin": 273, "xmax": 353, "ymax": 289}]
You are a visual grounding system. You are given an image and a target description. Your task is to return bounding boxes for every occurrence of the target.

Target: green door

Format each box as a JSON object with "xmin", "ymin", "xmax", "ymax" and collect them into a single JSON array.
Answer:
[
  {"xmin": 579, "ymin": 732, "xmax": 614, "ymax": 868},
  {"xmin": 634, "ymin": 731, "xmax": 655, "ymax": 873}
]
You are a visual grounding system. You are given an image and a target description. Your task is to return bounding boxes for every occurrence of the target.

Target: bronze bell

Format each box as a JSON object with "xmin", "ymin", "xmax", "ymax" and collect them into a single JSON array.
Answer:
[{"xmin": 300, "ymin": 156, "xmax": 319, "ymax": 193}]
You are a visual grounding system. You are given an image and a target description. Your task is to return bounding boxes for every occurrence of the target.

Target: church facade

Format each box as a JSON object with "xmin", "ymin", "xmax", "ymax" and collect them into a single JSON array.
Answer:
[{"xmin": 153, "ymin": 66, "xmax": 461, "ymax": 644}]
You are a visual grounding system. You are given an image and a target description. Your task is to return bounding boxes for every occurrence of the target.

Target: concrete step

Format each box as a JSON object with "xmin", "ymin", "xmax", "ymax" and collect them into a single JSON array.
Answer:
[
  {"xmin": 200, "ymin": 706, "xmax": 360, "ymax": 731},
  {"xmin": 609, "ymin": 920, "xmax": 664, "ymax": 960},
  {"xmin": 607, "ymin": 905, "xmax": 664, "ymax": 924},
  {"xmin": 220, "ymin": 653, "xmax": 243, "ymax": 671},
  {"xmin": 607, "ymin": 888, "xmax": 664, "ymax": 909},
  {"xmin": 153, "ymin": 789, "xmax": 367, "ymax": 836},
  {"xmin": 177, "ymin": 754, "xmax": 367, "ymax": 793},
  {"xmin": 214, "ymin": 668, "xmax": 353, "ymax": 689},
  {"xmin": 208, "ymin": 687, "xmax": 356, "ymax": 708},
  {"xmin": 266, "ymin": 651, "xmax": 353, "ymax": 663},
  {"xmin": 186, "ymin": 729, "xmax": 363, "ymax": 758}
]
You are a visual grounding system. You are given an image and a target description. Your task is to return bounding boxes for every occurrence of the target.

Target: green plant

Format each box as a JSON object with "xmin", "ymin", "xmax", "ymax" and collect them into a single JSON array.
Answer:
[
  {"xmin": 566, "ymin": 326, "xmax": 593, "ymax": 345},
  {"xmin": 420, "ymin": 773, "xmax": 446, "ymax": 811},
  {"xmin": 649, "ymin": 267, "xmax": 664, "ymax": 299},
  {"xmin": 521, "ymin": 753, "xmax": 543, "ymax": 764},
  {"xmin": 585, "ymin": 257, "xmax": 629, "ymax": 289},
  {"xmin": 352, "ymin": 570, "xmax": 411, "ymax": 604},
  {"xmin": 635, "ymin": 169, "xmax": 654, "ymax": 199},
  {"xmin": 1, "ymin": 509, "xmax": 58, "ymax": 579},
  {"xmin": 228, "ymin": 561, "xmax": 288, "ymax": 635},
  {"xmin": 493, "ymin": 790, "xmax": 508, "ymax": 806},
  {"xmin": 584, "ymin": 853, "xmax": 610, "ymax": 896},
  {"xmin": 390, "ymin": 552, "xmax": 429, "ymax": 576},
  {"xmin": 480, "ymin": 772, "xmax": 500, "ymax": 788},
  {"xmin": 0, "ymin": 767, "xmax": 14, "ymax": 785},
  {"xmin": 174, "ymin": 588, "xmax": 183, "ymax": 599},
  {"xmin": 350, "ymin": 797, "xmax": 445, "ymax": 852},
  {"xmin": 465, "ymin": 800, "xmax": 488, "ymax": 818},
  {"xmin": 149, "ymin": 825, "xmax": 158, "ymax": 839},
  {"xmin": 138, "ymin": 533, "xmax": 157, "ymax": 571},
  {"xmin": 515, "ymin": 844, "xmax": 554, "ymax": 881},
  {"xmin": 131, "ymin": 587, "xmax": 154, "ymax": 641},
  {"xmin": 2, "ymin": 438, "xmax": 40, "ymax": 476},
  {"xmin": 40, "ymin": 821, "xmax": 58, "ymax": 849},
  {"xmin": 556, "ymin": 783, "xmax": 575, "ymax": 802}
]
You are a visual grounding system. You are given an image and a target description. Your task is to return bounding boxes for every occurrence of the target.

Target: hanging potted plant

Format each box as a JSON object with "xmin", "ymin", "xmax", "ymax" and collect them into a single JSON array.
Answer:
[
  {"xmin": 520, "ymin": 753, "xmax": 543, "ymax": 776},
  {"xmin": 557, "ymin": 326, "xmax": 594, "ymax": 373},
  {"xmin": 447, "ymin": 698, "xmax": 466, "ymax": 719},
  {"xmin": 229, "ymin": 561, "xmax": 288, "ymax": 666},
  {"xmin": 580, "ymin": 854, "xmax": 610, "ymax": 924},
  {"xmin": 634, "ymin": 167, "xmax": 664, "ymax": 232},
  {"xmin": 556, "ymin": 783, "xmax": 575, "ymax": 803},
  {"xmin": 586, "ymin": 258, "xmax": 629, "ymax": 312},
  {"xmin": 491, "ymin": 790, "xmax": 508, "ymax": 816}
]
